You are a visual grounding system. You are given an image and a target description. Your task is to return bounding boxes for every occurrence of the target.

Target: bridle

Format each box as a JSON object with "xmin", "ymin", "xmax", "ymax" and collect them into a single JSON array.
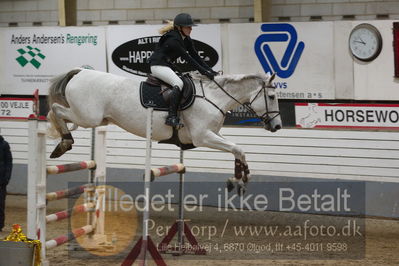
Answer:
[
  {"xmin": 246, "ymin": 80, "xmax": 281, "ymax": 125},
  {"xmin": 197, "ymin": 77, "xmax": 280, "ymax": 126}
]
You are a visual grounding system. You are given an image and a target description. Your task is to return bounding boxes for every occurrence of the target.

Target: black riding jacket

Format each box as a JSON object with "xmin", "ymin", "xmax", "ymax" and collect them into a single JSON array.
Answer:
[
  {"xmin": 149, "ymin": 29, "xmax": 212, "ymax": 74},
  {"xmin": 0, "ymin": 135, "xmax": 12, "ymax": 186}
]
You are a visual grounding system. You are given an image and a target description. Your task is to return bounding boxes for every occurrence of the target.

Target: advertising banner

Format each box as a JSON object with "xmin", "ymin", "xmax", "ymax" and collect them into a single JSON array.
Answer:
[
  {"xmin": 0, "ymin": 97, "xmax": 34, "ymax": 119},
  {"xmin": 226, "ymin": 22, "xmax": 335, "ymax": 100},
  {"xmin": 1, "ymin": 27, "xmax": 107, "ymax": 95},
  {"xmin": 107, "ymin": 24, "xmax": 222, "ymax": 81},
  {"xmin": 295, "ymin": 103, "xmax": 399, "ymax": 129}
]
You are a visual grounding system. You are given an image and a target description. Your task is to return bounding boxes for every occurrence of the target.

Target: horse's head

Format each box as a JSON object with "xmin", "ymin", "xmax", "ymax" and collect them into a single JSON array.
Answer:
[
  {"xmin": 192, "ymin": 71, "xmax": 282, "ymax": 132},
  {"xmin": 248, "ymin": 73, "xmax": 282, "ymax": 132}
]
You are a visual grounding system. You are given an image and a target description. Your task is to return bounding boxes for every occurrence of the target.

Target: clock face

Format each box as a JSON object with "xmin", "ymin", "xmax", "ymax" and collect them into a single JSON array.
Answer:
[{"xmin": 349, "ymin": 24, "xmax": 382, "ymax": 62}]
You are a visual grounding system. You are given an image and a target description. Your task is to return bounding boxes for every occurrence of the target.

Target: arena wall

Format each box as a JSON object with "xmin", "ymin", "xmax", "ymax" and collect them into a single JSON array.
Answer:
[
  {"xmin": 0, "ymin": 19, "xmax": 398, "ymax": 218},
  {"xmin": 1, "ymin": 0, "xmax": 399, "ymax": 27}
]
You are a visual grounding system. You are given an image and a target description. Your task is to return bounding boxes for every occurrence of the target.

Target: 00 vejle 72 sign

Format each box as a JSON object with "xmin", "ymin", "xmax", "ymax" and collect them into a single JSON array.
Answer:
[{"xmin": 0, "ymin": 98, "xmax": 34, "ymax": 119}]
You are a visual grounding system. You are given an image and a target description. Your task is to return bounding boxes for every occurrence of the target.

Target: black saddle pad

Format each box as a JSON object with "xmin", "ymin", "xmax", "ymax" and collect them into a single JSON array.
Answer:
[{"xmin": 140, "ymin": 76, "xmax": 196, "ymax": 111}]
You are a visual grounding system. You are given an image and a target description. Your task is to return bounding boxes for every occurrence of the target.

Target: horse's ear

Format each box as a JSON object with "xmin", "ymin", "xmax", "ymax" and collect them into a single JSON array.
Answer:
[
  {"xmin": 266, "ymin": 72, "xmax": 276, "ymax": 87},
  {"xmin": 270, "ymin": 73, "xmax": 276, "ymax": 82}
]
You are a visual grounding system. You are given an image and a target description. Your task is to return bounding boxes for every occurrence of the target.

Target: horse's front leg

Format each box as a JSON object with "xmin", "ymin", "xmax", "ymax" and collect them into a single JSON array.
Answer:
[
  {"xmin": 192, "ymin": 131, "xmax": 250, "ymax": 194},
  {"xmin": 232, "ymin": 154, "xmax": 251, "ymax": 195},
  {"xmin": 213, "ymin": 132, "xmax": 248, "ymax": 180},
  {"xmin": 234, "ymin": 158, "xmax": 251, "ymax": 183},
  {"xmin": 241, "ymin": 161, "xmax": 251, "ymax": 183}
]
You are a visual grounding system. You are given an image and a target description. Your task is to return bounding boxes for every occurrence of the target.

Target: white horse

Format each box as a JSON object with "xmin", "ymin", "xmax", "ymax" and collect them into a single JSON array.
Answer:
[{"xmin": 47, "ymin": 68, "xmax": 282, "ymax": 193}]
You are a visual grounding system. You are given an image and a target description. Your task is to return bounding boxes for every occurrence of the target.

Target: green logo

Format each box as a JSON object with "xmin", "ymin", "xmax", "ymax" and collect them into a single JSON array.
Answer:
[{"xmin": 16, "ymin": 46, "xmax": 46, "ymax": 69}]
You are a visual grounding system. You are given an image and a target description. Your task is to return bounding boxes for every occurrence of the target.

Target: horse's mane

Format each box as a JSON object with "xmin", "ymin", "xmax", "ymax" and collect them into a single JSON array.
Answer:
[
  {"xmin": 189, "ymin": 71, "xmax": 270, "ymax": 85},
  {"xmin": 219, "ymin": 73, "xmax": 269, "ymax": 83}
]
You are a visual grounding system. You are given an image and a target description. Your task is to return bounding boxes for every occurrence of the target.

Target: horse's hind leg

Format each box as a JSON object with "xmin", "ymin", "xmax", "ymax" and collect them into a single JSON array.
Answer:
[{"xmin": 49, "ymin": 103, "xmax": 76, "ymax": 158}]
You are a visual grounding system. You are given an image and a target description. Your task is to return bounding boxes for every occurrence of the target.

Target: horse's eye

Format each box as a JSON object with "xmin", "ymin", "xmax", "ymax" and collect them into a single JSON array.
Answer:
[{"xmin": 268, "ymin": 90, "xmax": 276, "ymax": 99}]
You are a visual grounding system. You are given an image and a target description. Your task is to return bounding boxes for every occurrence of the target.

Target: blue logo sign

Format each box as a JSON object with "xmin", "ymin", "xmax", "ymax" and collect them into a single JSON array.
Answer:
[{"xmin": 254, "ymin": 23, "xmax": 305, "ymax": 78}]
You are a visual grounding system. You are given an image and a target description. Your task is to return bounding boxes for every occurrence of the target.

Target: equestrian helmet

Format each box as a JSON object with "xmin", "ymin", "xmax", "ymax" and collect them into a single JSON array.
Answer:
[{"xmin": 173, "ymin": 13, "xmax": 197, "ymax": 27}]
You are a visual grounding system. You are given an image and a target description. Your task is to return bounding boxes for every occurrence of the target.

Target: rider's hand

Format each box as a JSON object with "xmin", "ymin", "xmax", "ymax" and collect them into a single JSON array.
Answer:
[
  {"xmin": 204, "ymin": 70, "xmax": 216, "ymax": 80},
  {"xmin": 210, "ymin": 70, "xmax": 219, "ymax": 76}
]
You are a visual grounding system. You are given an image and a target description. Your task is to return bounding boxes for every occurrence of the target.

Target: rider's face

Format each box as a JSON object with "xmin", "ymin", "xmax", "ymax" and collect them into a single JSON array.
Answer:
[{"xmin": 181, "ymin": 26, "xmax": 192, "ymax": 36}]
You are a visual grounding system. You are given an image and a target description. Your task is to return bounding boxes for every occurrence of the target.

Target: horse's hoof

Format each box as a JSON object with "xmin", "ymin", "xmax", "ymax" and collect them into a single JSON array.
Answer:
[
  {"xmin": 50, "ymin": 142, "xmax": 72, "ymax": 158},
  {"xmin": 242, "ymin": 173, "xmax": 251, "ymax": 183},
  {"xmin": 237, "ymin": 180, "xmax": 247, "ymax": 196},
  {"xmin": 234, "ymin": 159, "xmax": 243, "ymax": 179},
  {"xmin": 226, "ymin": 178, "xmax": 235, "ymax": 192},
  {"xmin": 234, "ymin": 173, "xmax": 243, "ymax": 180}
]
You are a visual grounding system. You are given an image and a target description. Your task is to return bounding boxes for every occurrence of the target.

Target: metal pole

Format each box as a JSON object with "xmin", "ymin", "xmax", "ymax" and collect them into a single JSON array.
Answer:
[
  {"xmin": 37, "ymin": 119, "xmax": 48, "ymax": 265},
  {"xmin": 177, "ymin": 149, "xmax": 185, "ymax": 251},
  {"xmin": 27, "ymin": 117, "xmax": 38, "ymax": 240},
  {"xmin": 87, "ymin": 128, "xmax": 96, "ymax": 236},
  {"xmin": 90, "ymin": 128, "xmax": 95, "ymax": 183},
  {"xmin": 94, "ymin": 127, "xmax": 107, "ymax": 236},
  {"xmin": 140, "ymin": 107, "xmax": 153, "ymax": 265}
]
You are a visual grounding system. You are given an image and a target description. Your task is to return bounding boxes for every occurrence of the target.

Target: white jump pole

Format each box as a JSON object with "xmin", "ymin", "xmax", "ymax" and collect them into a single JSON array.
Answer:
[
  {"xmin": 87, "ymin": 126, "xmax": 107, "ymax": 241},
  {"xmin": 27, "ymin": 113, "xmax": 107, "ymax": 265},
  {"xmin": 177, "ymin": 149, "xmax": 184, "ymax": 250},
  {"xmin": 94, "ymin": 126, "xmax": 107, "ymax": 237},
  {"xmin": 139, "ymin": 107, "xmax": 153, "ymax": 264},
  {"xmin": 27, "ymin": 115, "xmax": 48, "ymax": 265},
  {"xmin": 94, "ymin": 126, "xmax": 107, "ymax": 184}
]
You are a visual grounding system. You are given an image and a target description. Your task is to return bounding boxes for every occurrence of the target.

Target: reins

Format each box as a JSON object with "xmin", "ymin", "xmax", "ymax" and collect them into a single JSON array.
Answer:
[
  {"xmin": 197, "ymin": 79, "xmax": 227, "ymax": 116},
  {"xmin": 196, "ymin": 77, "xmax": 280, "ymax": 125}
]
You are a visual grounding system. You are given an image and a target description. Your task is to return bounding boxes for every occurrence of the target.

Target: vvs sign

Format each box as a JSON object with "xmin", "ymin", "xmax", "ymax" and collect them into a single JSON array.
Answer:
[{"xmin": 254, "ymin": 23, "xmax": 305, "ymax": 79}]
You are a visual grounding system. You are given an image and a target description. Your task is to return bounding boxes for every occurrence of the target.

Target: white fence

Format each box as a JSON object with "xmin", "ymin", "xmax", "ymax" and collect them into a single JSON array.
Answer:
[{"xmin": 2, "ymin": 120, "xmax": 398, "ymax": 183}]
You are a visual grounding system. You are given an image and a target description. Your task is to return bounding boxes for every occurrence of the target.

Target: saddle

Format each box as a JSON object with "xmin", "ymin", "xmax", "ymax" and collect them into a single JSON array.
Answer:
[
  {"xmin": 140, "ymin": 73, "xmax": 196, "ymax": 111},
  {"xmin": 140, "ymin": 73, "xmax": 197, "ymax": 150}
]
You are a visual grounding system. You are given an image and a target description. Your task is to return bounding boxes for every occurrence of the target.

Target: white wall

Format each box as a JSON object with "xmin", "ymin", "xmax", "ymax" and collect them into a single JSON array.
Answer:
[
  {"xmin": 0, "ymin": 0, "xmax": 254, "ymax": 27},
  {"xmin": 2, "ymin": 20, "xmax": 397, "ymax": 100},
  {"xmin": 270, "ymin": 0, "xmax": 399, "ymax": 21},
  {"xmin": 353, "ymin": 20, "xmax": 399, "ymax": 100},
  {"xmin": 334, "ymin": 21, "xmax": 354, "ymax": 99},
  {"xmin": 1, "ymin": 0, "xmax": 399, "ymax": 27}
]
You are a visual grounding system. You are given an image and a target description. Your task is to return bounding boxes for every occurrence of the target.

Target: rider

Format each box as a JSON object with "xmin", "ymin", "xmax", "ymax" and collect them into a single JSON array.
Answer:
[{"xmin": 149, "ymin": 13, "xmax": 218, "ymax": 127}]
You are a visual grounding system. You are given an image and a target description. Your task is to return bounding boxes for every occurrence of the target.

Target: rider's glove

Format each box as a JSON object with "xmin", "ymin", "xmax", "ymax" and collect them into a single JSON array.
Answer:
[
  {"xmin": 210, "ymin": 70, "xmax": 219, "ymax": 76},
  {"xmin": 204, "ymin": 70, "xmax": 216, "ymax": 80}
]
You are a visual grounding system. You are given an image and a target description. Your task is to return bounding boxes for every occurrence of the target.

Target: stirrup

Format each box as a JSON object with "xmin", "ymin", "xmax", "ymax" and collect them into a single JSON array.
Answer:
[{"xmin": 165, "ymin": 116, "xmax": 184, "ymax": 128}]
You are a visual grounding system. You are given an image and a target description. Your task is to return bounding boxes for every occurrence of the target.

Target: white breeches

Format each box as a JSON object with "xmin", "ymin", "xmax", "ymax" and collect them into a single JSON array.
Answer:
[{"xmin": 150, "ymin": 65, "xmax": 183, "ymax": 90}]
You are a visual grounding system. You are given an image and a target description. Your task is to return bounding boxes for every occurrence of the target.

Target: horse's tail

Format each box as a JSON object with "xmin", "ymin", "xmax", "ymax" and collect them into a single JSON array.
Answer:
[
  {"xmin": 47, "ymin": 69, "xmax": 81, "ymax": 138},
  {"xmin": 47, "ymin": 68, "xmax": 81, "ymax": 108}
]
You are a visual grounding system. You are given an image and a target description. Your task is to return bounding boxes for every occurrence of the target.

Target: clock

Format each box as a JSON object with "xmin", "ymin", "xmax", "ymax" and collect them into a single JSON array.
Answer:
[{"xmin": 349, "ymin": 23, "xmax": 382, "ymax": 62}]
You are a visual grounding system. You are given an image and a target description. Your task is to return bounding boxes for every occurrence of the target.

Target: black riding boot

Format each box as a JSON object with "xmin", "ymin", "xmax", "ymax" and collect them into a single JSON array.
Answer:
[{"xmin": 165, "ymin": 86, "xmax": 183, "ymax": 128}]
